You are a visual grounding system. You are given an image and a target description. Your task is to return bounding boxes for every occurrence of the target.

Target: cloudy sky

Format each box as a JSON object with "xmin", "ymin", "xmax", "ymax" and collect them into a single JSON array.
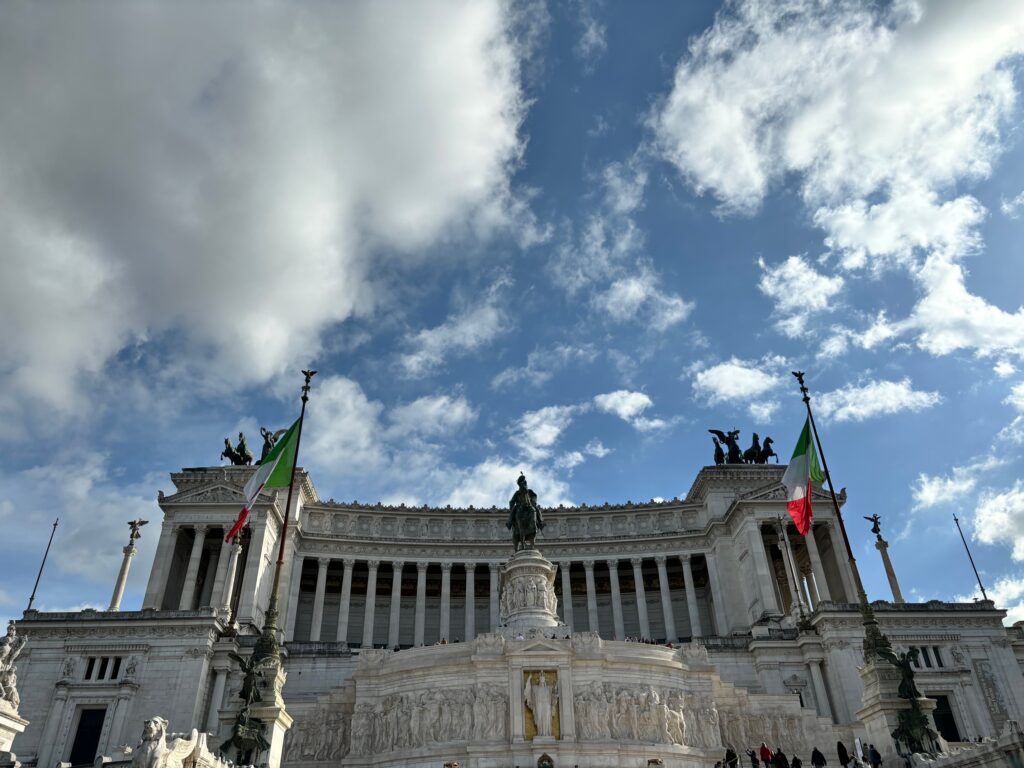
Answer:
[{"xmin": 2, "ymin": 0, "xmax": 1024, "ymax": 628}]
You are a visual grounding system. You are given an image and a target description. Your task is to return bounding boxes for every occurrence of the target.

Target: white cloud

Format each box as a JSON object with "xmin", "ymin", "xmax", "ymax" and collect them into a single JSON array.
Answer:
[
  {"xmin": 0, "ymin": 0, "xmax": 538, "ymax": 420},
  {"xmin": 592, "ymin": 268, "xmax": 693, "ymax": 332},
  {"xmin": 399, "ymin": 276, "xmax": 511, "ymax": 377},
  {"xmin": 912, "ymin": 455, "xmax": 1004, "ymax": 510},
  {"xmin": 584, "ymin": 439, "xmax": 611, "ymax": 458},
  {"xmin": 1007, "ymin": 382, "xmax": 1024, "ymax": 412},
  {"xmin": 306, "ymin": 376, "xmax": 388, "ymax": 474},
  {"xmin": 387, "ymin": 395, "xmax": 478, "ymax": 438},
  {"xmin": 491, "ymin": 344, "xmax": 598, "ymax": 390},
  {"xmin": 994, "ymin": 360, "xmax": 1017, "ymax": 378},
  {"xmin": 975, "ymin": 481, "xmax": 1024, "ymax": 561},
  {"xmin": 1001, "ymin": 191, "xmax": 1024, "ymax": 218},
  {"xmin": 444, "ymin": 458, "xmax": 573, "ymax": 509},
  {"xmin": 511, "ymin": 404, "xmax": 585, "ymax": 461},
  {"xmin": 593, "ymin": 390, "xmax": 668, "ymax": 431},
  {"xmin": 817, "ymin": 378, "xmax": 941, "ymax": 422},
  {"xmin": 691, "ymin": 356, "xmax": 784, "ymax": 404},
  {"xmin": 757, "ymin": 255, "xmax": 844, "ymax": 337},
  {"xmin": 955, "ymin": 573, "xmax": 1024, "ymax": 624},
  {"xmin": 555, "ymin": 451, "xmax": 585, "ymax": 471},
  {"xmin": 748, "ymin": 400, "xmax": 779, "ymax": 423},
  {"xmin": 652, "ymin": 0, "xmax": 1024, "ymax": 360},
  {"xmin": 573, "ymin": 0, "xmax": 608, "ymax": 73}
]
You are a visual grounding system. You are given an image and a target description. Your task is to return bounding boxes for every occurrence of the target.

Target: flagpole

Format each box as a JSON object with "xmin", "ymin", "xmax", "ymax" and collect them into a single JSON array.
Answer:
[
  {"xmin": 792, "ymin": 371, "xmax": 891, "ymax": 659},
  {"xmin": 953, "ymin": 514, "xmax": 988, "ymax": 602},
  {"xmin": 26, "ymin": 517, "xmax": 59, "ymax": 612},
  {"xmin": 252, "ymin": 369, "xmax": 316, "ymax": 665}
]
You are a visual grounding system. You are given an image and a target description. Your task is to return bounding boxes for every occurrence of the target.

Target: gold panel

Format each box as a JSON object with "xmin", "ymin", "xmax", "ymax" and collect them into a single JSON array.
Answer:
[{"xmin": 522, "ymin": 669, "xmax": 560, "ymax": 740}]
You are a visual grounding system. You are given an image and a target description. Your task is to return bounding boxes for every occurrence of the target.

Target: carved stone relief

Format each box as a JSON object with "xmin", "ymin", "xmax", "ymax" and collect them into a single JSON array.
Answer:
[{"xmin": 573, "ymin": 683, "xmax": 721, "ymax": 748}]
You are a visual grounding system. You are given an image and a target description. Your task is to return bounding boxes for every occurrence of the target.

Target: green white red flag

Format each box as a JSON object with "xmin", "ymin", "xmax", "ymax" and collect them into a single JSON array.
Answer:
[
  {"xmin": 781, "ymin": 416, "xmax": 824, "ymax": 535},
  {"xmin": 226, "ymin": 418, "xmax": 300, "ymax": 542}
]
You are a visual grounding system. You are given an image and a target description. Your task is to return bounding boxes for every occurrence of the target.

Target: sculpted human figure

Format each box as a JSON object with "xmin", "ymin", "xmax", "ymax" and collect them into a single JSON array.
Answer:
[
  {"xmin": 525, "ymin": 672, "xmax": 556, "ymax": 738},
  {"xmin": 507, "ymin": 473, "xmax": 545, "ymax": 551}
]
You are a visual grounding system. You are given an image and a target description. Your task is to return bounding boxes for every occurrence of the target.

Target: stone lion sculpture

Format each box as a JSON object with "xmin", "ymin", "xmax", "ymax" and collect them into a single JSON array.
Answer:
[{"xmin": 132, "ymin": 717, "xmax": 199, "ymax": 768}]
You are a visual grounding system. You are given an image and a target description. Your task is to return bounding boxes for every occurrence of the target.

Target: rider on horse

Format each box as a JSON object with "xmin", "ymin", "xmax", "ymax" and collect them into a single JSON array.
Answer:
[{"xmin": 507, "ymin": 474, "xmax": 545, "ymax": 552}]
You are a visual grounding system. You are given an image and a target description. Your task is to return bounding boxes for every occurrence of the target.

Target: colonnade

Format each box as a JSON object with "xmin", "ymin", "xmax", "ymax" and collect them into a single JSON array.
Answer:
[
  {"xmin": 286, "ymin": 553, "xmax": 723, "ymax": 647},
  {"xmin": 143, "ymin": 524, "xmax": 244, "ymax": 619}
]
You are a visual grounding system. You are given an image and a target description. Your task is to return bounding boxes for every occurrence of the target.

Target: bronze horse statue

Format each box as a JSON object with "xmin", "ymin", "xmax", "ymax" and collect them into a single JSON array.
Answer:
[
  {"xmin": 507, "ymin": 474, "xmax": 545, "ymax": 552},
  {"xmin": 221, "ymin": 432, "xmax": 253, "ymax": 466}
]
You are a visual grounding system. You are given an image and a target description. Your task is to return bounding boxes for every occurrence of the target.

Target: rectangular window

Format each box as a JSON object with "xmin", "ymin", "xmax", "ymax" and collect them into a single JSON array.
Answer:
[
  {"xmin": 933, "ymin": 646, "xmax": 943, "ymax": 668},
  {"xmin": 921, "ymin": 647, "xmax": 933, "ymax": 668},
  {"xmin": 97, "ymin": 657, "xmax": 109, "ymax": 680},
  {"xmin": 111, "ymin": 657, "xmax": 122, "ymax": 679},
  {"xmin": 84, "ymin": 657, "xmax": 96, "ymax": 680}
]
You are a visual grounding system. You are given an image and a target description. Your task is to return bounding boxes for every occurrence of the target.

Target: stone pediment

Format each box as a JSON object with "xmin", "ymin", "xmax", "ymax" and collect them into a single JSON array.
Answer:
[
  {"xmin": 739, "ymin": 482, "xmax": 840, "ymax": 503},
  {"xmin": 513, "ymin": 638, "xmax": 566, "ymax": 654},
  {"xmin": 160, "ymin": 483, "xmax": 248, "ymax": 505}
]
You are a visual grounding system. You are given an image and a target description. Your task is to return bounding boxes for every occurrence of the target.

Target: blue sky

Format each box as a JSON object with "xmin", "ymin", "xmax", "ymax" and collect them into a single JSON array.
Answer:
[{"xmin": 2, "ymin": 0, "xmax": 1024, "ymax": 629}]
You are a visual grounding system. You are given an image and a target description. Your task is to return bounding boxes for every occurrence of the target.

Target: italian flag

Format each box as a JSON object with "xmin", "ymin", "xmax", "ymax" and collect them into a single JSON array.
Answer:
[
  {"xmin": 781, "ymin": 417, "xmax": 824, "ymax": 535},
  {"xmin": 226, "ymin": 418, "xmax": 300, "ymax": 542}
]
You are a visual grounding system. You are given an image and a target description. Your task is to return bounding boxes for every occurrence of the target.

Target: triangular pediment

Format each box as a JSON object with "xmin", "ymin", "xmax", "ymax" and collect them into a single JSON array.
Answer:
[
  {"xmin": 740, "ymin": 482, "xmax": 834, "ymax": 503},
  {"xmin": 516, "ymin": 638, "xmax": 567, "ymax": 654},
  {"xmin": 160, "ymin": 483, "xmax": 247, "ymax": 505}
]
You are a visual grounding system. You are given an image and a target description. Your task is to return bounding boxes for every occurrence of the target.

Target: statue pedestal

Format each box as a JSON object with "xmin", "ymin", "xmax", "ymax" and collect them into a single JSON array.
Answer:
[
  {"xmin": 498, "ymin": 549, "xmax": 569, "ymax": 640},
  {"xmin": 250, "ymin": 663, "xmax": 292, "ymax": 768},
  {"xmin": 857, "ymin": 659, "xmax": 940, "ymax": 762},
  {"xmin": 0, "ymin": 701, "xmax": 28, "ymax": 767}
]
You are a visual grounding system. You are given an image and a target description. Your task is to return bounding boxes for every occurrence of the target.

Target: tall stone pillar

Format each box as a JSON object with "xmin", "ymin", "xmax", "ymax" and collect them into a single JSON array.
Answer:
[
  {"xmin": 583, "ymin": 560, "xmax": 599, "ymax": 634},
  {"xmin": 102, "ymin": 684, "xmax": 134, "ymax": 752},
  {"xmin": 749, "ymin": 524, "xmax": 781, "ymax": 614},
  {"xmin": 807, "ymin": 658, "xmax": 834, "ymax": 721},
  {"xmin": 489, "ymin": 563, "xmax": 500, "ymax": 631},
  {"xmin": 143, "ymin": 521, "xmax": 178, "ymax": 609},
  {"xmin": 804, "ymin": 525, "xmax": 832, "ymax": 602},
  {"xmin": 802, "ymin": 565, "xmax": 820, "ymax": 607},
  {"xmin": 415, "ymin": 561, "xmax": 428, "ymax": 646},
  {"xmin": 874, "ymin": 535, "xmax": 905, "ymax": 603},
  {"xmin": 606, "ymin": 560, "xmax": 625, "ymax": 640},
  {"xmin": 777, "ymin": 525, "xmax": 805, "ymax": 612},
  {"xmin": 36, "ymin": 683, "xmax": 69, "ymax": 767},
  {"xmin": 309, "ymin": 557, "xmax": 330, "ymax": 642},
  {"xmin": 439, "ymin": 562, "xmax": 452, "ymax": 642},
  {"xmin": 206, "ymin": 664, "xmax": 230, "ymax": 733},
  {"xmin": 210, "ymin": 536, "xmax": 233, "ymax": 611},
  {"xmin": 108, "ymin": 544, "xmax": 138, "ymax": 611},
  {"xmin": 362, "ymin": 560, "xmax": 380, "ymax": 648},
  {"xmin": 654, "ymin": 555, "xmax": 678, "ymax": 643},
  {"xmin": 337, "ymin": 558, "xmax": 355, "ymax": 644},
  {"xmin": 681, "ymin": 554, "xmax": 703, "ymax": 638},
  {"xmin": 178, "ymin": 525, "xmax": 209, "ymax": 610},
  {"xmin": 631, "ymin": 558, "xmax": 651, "ymax": 639},
  {"xmin": 388, "ymin": 561, "xmax": 405, "ymax": 648},
  {"xmin": 284, "ymin": 554, "xmax": 305, "ymax": 640},
  {"xmin": 703, "ymin": 551, "xmax": 728, "ymax": 636},
  {"xmin": 560, "ymin": 563, "xmax": 574, "ymax": 631},
  {"xmin": 464, "ymin": 563, "xmax": 476, "ymax": 642},
  {"xmin": 219, "ymin": 538, "xmax": 243, "ymax": 621},
  {"xmin": 824, "ymin": 521, "xmax": 857, "ymax": 602}
]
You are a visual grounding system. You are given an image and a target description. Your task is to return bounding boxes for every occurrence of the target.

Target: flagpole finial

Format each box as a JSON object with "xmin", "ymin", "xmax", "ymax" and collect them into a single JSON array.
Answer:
[{"xmin": 301, "ymin": 369, "xmax": 317, "ymax": 402}]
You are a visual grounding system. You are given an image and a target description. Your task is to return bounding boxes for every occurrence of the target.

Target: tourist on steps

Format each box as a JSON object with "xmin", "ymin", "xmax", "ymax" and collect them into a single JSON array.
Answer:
[
  {"xmin": 837, "ymin": 741, "xmax": 850, "ymax": 768},
  {"xmin": 760, "ymin": 742, "xmax": 774, "ymax": 768},
  {"xmin": 811, "ymin": 746, "xmax": 826, "ymax": 768}
]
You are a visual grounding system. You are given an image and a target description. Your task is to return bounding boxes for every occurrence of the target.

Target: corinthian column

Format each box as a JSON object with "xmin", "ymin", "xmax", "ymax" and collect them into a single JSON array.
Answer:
[
  {"xmin": 606, "ymin": 560, "xmax": 625, "ymax": 640},
  {"xmin": 804, "ymin": 524, "xmax": 831, "ymax": 603},
  {"xmin": 388, "ymin": 561, "xmax": 405, "ymax": 648},
  {"xmin": 309, "ymin": 557, "xmax": 330, "ymax": 642},
  {"xmin": 560, "ymin": 563, "xmax": 574, "ymax": 631},
  {"xmin": 654, "ymin": 555, "xmax": 677, "ymax": 643},
  {"xmin": 362, "ymin": 560, "xmax": 380, "ymax": 648},
  {"xmin": 178, "ymin": 525, "xmax": 208, "ymax": 610},
  {"xmin": 336, "ymin": 558, "xmax": 354, "ymax": 644},
  {"xmin": 464, "ymin": 563, "xmax": 476, "ymax": 641},
  {"xmin": 439, "ymin": 562, "xmax": 452, "ymax": 642},
  {"xmin": 630, "ymin": 557, "xmax": 651, "ymax": 640},
  {"xmin": 489, "ymin": 563, "xmax": 500, "ymax": 631},
  {"xmin": 415, "ymin": 561, "xmax": 428, "ymax": 645},
  {"xmin": 108, "ymin": 544, "xmax": 138, "ymax": 611},
  {"xmin": 681, "ymin": 554, "xmax": 703, "ymax": 638},
  {"xmin": 583, "ymin": 560, "xmax": 599, "ymax": 634}
]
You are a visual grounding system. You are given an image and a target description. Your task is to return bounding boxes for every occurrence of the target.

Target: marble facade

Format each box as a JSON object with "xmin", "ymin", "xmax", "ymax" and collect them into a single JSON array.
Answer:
[{"xmin": 7, "ymin": 464, "xmax": 1024, "ymax": 767}]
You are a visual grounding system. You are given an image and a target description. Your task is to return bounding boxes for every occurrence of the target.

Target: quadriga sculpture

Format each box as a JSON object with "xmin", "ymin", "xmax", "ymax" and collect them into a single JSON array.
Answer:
[{"xmin": 132, "ymin": 717, "xmax": 199, "ymax": 768}]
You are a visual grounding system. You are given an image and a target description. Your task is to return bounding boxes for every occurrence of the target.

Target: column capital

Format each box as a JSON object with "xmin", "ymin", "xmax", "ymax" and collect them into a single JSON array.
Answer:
[
  {"xmin": 464, "ymin": 562, "xmax": 476, "ymax": 571},
  {"xmin": 582, "ymin": 559, "xmax": 595, "ymax": 570},
  {"xmin": 606, "ymin": 559, "xmax": 619, "ymax": 571},
  {"xmin": 680, "ymin": 552, "xmax": 693, "ymax": 563},
  {"xmin": 488, "ymin": 562, "xmax": 501, "ymax": 573},
  {"xmin": 392, "ymin": 560, "xmax": 405, "ymax": 571},
  {"xmin": 417, "ymin": 561, "xmax": 430, "ymax": 572},
  {"xmin": 230, "ymin": 538, "xmax": 244, "ymax": 553},
  {"xmin": 440, "ymin": 562, "xmax": 453, "ymax": 573},
  {"xmin": 193, "ymin": 524, "xmax": 209, "ymax": 534},
  {"xmin": 630, "ymin": 556, "xmax": 644, "ymax": 568},
  {"xmin": 367, "ymin": 560, "xmax": 380, "ymax": 571},
  {"xmin": 317, "ymin": 557, "xmax": 331, "ymax": 568},
  {"xmin": 123, "ymin": 545, "xmax": 137, "ymax": 557},
  {"xmin": 654, "ymin": 555, "xmax": 668, "ymax": 567},
  {"xmin": 342, "ymin": 557, "xmax": 355, "ymax": 568}
]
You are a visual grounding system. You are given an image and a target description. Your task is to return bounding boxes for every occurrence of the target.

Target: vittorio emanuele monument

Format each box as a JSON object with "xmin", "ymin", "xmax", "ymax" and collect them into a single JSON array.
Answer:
[{"xmin": 2, "ymin": 372, "xmax": 1023, "ymax": 768}]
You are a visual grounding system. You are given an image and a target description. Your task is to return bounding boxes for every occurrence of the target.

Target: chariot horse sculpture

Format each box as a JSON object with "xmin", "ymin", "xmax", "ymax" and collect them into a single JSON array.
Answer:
[{"xmin": 507, "ymin": 473, "xmax": 545, "ymax": 552}]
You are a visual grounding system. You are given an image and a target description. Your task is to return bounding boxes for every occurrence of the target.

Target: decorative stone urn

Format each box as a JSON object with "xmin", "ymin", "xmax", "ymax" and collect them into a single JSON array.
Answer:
[{"xmin": 497, "ymin": 549, "xmax": 570, "ymax": 639}]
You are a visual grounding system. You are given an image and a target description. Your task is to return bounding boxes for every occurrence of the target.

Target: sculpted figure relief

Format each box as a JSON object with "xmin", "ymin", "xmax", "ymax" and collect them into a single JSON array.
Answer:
[
  {"xmin": 0, "ymin": 621, "xmax": 26, "ymax": 710},
  {"xmin": 525, "ymin": 671, "xmax": 558, "ymax": 738}
]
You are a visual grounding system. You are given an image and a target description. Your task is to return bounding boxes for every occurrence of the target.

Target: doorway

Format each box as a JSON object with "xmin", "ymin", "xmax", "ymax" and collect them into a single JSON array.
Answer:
[{"xmin": 67, "ymin": 707, "xmax": 106, "ymax": 765}]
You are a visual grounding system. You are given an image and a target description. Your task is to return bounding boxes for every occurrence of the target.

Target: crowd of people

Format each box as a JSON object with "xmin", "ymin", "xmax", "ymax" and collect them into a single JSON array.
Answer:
[{"xmin": 715, "ymin": 740, "xmax": 884, "ymax": 768}]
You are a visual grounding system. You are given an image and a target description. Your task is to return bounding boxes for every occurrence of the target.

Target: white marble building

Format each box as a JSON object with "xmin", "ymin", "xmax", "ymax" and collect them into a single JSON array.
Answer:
[{"xmin": 10, "ymin": 464, "xmax": 1024, "ymax": 766}]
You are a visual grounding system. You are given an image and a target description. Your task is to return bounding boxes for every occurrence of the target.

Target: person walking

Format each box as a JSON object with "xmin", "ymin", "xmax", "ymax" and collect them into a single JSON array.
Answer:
[
  {"xmin": 811, "ymin": 746, "xmax": 827, "ymax": 768},
  {"xmin": 792, "ymin": 756, "xmax": 803, "ymax": 768},
  {"xmin": 726, "ymin": 747, "xmax": 739, "ymax": 768},
  {"xmin": 748, "ymin": 749, "xmax": 760, "ymax": 768},
  {"xmin": 837, "ymin": 741, "xmax": 850, "ymax": 768},
  {"xmin": 868, "ymin": 744, "xmax": 882, "ymax": 768},
  {"xmin": 773, "ymin": 749, "xmax": 791, "ymax": 768},
  {"xmin": 760, "ymin": 742, "xmax": 774, "ymax": 768}
]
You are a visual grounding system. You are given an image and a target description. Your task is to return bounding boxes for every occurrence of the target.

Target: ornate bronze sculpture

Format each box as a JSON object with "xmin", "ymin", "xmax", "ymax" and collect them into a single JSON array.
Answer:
[
  {"xmin": 507, "ymin": 474, "xmax": 544, "ymax": 552},
  {"xmin": 221, "ymin": 432, "xmax": 253, "ymax": 465},
  {"xmin": 712, "ymin": 436, "xmax": 725, "ymax": 465},
  {"xmin": 743, "ymin": 433, "xmax": 762, "ymax": 464},
  {"xmin": 864, "ymin": 514, "xmax": 882, "ymax": 536},
  {"xmin": 709, "ymin": 430, "xmax": 778, "ymax": 464},
  {"xmin": 257, "ymin": 427, "xmax": 287, "ymax": 465},
  {"xmin": 708, "ymin": 429, "xmax": 743, "ymax": 464},
  {"xmin": 757, "ymin": 437, "xmax": 778, "ymax": 463}
]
